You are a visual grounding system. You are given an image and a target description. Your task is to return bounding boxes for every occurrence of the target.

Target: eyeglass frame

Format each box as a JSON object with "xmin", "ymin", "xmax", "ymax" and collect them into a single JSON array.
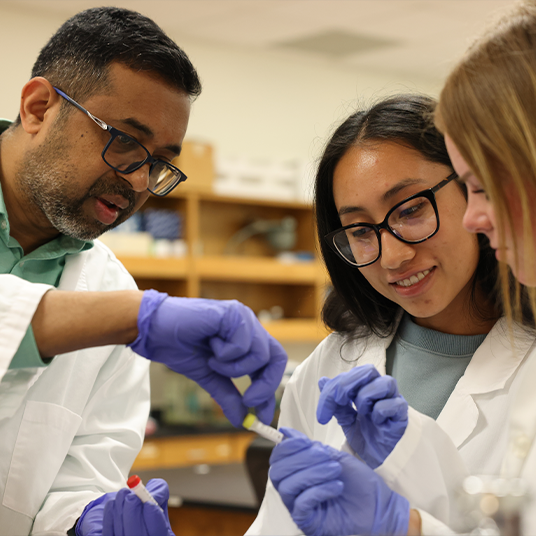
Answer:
[
  {"xmin": 325, "ymin": 171, "xmax": 459, "ymax": 268},
  {"xmin": 53, "ymin": 87, "xmax": 187, "ymax": 197}
]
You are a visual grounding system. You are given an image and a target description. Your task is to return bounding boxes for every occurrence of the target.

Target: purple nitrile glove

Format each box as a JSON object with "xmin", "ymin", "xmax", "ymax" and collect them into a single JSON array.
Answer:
[
  {"xmin": 128, "ymin": 290, "xmax": 288, "ymax": 427},
  {"xmin": 76, "ymin": 479, "xmax": 173, "ymax": 536},
  {"xmin": 269, "ymin": 428, "xmax": 410, "ymax": 536},
  {"xmin": 76, "ymin": 493, "xmax": 116, "ymax": 536},
  {"xmin": 102, "ymin": 479, "xmax": 174, "ymax": 536},
  {"xmin": 316, "ymin": 364, "xmax": 408, "ymax": 468}
]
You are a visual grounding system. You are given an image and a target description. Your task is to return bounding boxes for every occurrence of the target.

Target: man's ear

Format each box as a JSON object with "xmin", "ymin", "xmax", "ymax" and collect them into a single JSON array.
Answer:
[{"xmin": 19, "ymin": 77, "xmax": 60, "ymax": 135}]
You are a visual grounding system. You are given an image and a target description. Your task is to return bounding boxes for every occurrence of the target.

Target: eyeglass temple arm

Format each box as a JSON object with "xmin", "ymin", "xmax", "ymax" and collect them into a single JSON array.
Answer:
[
  {"xmin": 431, "ymin": 171, "xmax": 458, "ymax": 193},
  {"xmin": 53, "ymin": 87, "xmax": 108, "ymax": 132}
]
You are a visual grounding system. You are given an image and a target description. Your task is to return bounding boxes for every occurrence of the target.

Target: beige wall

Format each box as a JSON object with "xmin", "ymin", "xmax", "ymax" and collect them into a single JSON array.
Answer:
[
  {"xmin": 0, "ymin": 3, "xmax": 446, "ymax": 366},
  {"xmin": 0, "ymin": 2, "xmax": 439, "ymax": 166}
]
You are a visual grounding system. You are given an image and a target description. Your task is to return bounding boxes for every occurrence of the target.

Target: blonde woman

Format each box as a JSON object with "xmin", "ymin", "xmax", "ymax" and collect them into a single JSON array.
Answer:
[
  {"xmin": 433, "ymin": 1, "xmax": 536, "ymax": 532},
  {"xmin": 436, "ymin": 1, "xmax": 536, "ymax": 293}
]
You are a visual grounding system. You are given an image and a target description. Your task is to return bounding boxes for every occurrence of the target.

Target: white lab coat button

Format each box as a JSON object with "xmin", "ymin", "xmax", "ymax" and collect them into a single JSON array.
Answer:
[{"xmin": 513, "ymin": 434, "xmax": 531, "ymax": 458}]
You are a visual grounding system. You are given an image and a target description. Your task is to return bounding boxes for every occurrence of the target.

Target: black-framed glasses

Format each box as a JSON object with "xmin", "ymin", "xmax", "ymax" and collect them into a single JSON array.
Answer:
[
  {"xmin": 54, "ymin": 87, "xmax": 187, "ymax": 197},
  {"xmin": 325, "ymin": 172, "xmax": 458, "ymax": 267}
]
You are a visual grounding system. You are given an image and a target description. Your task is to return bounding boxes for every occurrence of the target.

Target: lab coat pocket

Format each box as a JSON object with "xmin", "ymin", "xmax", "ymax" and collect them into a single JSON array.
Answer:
[{"xmin": 3, "ymin": 400, "xmax": 82, "ymax": 518}]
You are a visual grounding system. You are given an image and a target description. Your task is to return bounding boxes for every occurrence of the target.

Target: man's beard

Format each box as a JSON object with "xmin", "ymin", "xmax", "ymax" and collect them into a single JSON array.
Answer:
[{"xmin": 16, "ymin": 134, "xmax": 136, "ymax": 241}]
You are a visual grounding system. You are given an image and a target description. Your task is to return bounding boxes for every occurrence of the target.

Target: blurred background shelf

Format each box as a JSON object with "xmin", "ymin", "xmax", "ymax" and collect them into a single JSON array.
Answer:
[
  {"xmin": 195, "ymin": 255, "xmax": 322, "ymax": 284},
  {"xmin": 104, "ymin": 146, "xmax": 330, "ymax": 535},
  {"xmin": 108, "ymin": 179, "xmax": 330, "ymax": 345},
  {"xmin": 119, "ymin": 255, "xmax": 323, "ymax": 285},
  {"xmin": 133, "ymin": 432, "xmax": 255, "ymax": 471},
  {"xmin": 119, "ymin": 256, "xmax": 189, "ymax": 279}
]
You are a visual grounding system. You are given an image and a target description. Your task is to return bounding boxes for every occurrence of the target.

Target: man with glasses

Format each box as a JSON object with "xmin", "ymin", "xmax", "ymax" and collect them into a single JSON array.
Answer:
[{"xmin": 0, "ymin": 7, "xmax": 286, "ymax": 536}]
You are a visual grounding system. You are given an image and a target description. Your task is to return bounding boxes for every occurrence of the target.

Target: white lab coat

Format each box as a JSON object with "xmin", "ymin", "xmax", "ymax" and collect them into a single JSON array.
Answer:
[
  {"xmin": 0, "ymin": 240, "xmax": 150, "ymax": 536},
  {"xmin": 247, "ymin": 318, "xmax": 536, "ymax": 536}
]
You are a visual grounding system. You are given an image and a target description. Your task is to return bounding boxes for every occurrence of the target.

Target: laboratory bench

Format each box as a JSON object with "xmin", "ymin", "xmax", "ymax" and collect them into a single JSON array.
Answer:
[{"xmin": 133, "ymin": 427, "xmax": 255, "ymax": 471}]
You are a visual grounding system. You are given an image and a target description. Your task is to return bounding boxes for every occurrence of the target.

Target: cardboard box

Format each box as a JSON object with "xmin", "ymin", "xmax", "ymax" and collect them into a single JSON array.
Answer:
[{"xmin": 172, "ymin": 141, "xmax": 214, "ymax": 193}]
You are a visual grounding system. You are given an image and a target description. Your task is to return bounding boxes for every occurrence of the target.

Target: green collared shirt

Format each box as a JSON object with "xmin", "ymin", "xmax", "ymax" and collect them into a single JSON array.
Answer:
[{"xmin": 0, "ymin": 119, "xmax": 93, "ymax": 368}]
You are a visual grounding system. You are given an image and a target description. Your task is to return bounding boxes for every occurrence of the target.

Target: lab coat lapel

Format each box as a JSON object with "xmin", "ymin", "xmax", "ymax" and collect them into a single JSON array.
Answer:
[
  {"xmin": 358, "ymin": 312, "xmax": 402, "ymax": 375},
  {"xmin": 437, "ymin": 318, "xmax": 531, "ymax": 448},
  {"xmin": 58, "ymin": 251, "xmax": 90, "ymax": 291}
]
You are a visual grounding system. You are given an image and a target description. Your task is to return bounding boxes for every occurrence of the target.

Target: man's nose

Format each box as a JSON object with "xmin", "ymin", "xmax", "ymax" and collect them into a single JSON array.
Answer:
[
  {"xmin": 118, "ymin": 164, "xmax": 150, "ymax": 193},
  {"xmin": 379, "ymin": 230, "xmax": 416, "ymax": 270}
]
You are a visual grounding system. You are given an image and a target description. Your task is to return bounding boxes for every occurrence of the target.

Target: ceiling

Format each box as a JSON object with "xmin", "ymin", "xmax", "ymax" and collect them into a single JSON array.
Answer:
[{"xmin": 3, "ymin": 0, "xmax": 516, "ymax": 85}]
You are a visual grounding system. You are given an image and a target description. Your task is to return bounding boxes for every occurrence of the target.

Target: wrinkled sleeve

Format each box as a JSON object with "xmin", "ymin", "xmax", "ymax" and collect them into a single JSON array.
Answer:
[
  {"xmin": 31, "ymin": 346, "xmax": 150, "ymax": 535},
  {"xmin": 0, "ymin": 274, "xmax": 53, "ymax": 369}
]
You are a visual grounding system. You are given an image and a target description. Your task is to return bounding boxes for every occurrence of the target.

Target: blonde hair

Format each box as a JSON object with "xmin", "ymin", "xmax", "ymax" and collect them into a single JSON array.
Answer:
[{"xmin": 436, "ymin": 0, "xmax": 536, "ymax": 324}]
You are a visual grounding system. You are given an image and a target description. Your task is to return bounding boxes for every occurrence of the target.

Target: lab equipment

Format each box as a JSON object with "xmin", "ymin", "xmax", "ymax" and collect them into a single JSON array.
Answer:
[
  {"xmin": 459, "ymin": 475, "xmax": 528, "ymax": 536},
  {"xmin": 243, "ymin": 413, "xmax": 284, "ymax": 444},
  {"xmin": 269, "ymin": 427, "xmax": 410, "ymax": 536},
  {"xmin": 143, "ymin": 208, "xmax": 182, "ymax": 240},
  {"xmin": 316, "ymin": 364, "xmax": 408, "ymax": 468},
  {"xmin": 127, "ymin": 475, "xmax": 161, "ymax": 508},
  {"xmin": 224, "ymin": 216, "xmax": 297, "ymax": 254},
  {"xmin": 128, "ymin": 289, "xmax": 288, "ymax": 428}
]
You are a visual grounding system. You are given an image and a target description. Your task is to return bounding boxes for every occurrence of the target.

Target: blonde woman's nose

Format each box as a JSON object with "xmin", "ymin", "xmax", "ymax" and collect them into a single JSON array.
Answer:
[{"xmin": 462, "ymin": 192, "xmax": 494, "ymax": 235}]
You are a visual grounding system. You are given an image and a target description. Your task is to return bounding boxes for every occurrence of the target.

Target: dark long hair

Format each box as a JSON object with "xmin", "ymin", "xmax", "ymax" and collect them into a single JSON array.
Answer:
[{"xmin": 315, "ymin": 95, "xmax": 504, "ymax": 338}]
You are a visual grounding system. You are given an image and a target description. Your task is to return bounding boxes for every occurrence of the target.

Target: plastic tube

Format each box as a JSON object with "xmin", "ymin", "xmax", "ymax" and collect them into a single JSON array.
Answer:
[
  {"xmin": 243, "ymin": 413, "xmax": 284, "ymax": 444},
  {"xmin": 127, "ymin": 475, "xmax": 162, "ymax": 509}
]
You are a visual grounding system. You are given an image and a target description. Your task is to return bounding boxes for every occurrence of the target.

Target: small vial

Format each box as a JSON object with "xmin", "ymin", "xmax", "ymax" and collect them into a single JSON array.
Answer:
[
  {"xmin": 127, "ymin": 475, "xmax": 162, "ymax": 510},
  {"xmin": 243, "ymin": 413, "xmax": 284, "ymax": 444}
]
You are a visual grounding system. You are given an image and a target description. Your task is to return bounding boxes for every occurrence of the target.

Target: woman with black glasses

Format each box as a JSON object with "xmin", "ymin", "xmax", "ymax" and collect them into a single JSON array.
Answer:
[{"xmin": 246, "ymin": 95, "xmax": 536, "ymax": 536}]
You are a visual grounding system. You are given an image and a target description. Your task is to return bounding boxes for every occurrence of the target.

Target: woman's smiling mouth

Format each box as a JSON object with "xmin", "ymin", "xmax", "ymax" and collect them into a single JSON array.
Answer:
[{"xmin": 394, "ymin": 269, "xmax": 431, "ymax": 288}]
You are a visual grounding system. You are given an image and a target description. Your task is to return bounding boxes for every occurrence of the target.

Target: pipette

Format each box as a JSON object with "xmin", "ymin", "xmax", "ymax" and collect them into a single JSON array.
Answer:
[{"xmin": 243, "ymin": 413, "xmax": 284, "ymax": 444}]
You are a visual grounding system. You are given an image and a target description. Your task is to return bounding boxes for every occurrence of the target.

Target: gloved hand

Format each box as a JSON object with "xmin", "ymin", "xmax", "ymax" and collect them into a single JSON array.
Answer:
[
  {"xmin": 269, "ymin": 428, "xmax": 409, "ymax": 536},
  {"xmin": 128, "ymin": 290, "xmax": 287, "ymax": 428},
  {"xmin": 76, "ymin": 479, "xmax": 173, "ymax": 536},
  {"xmin": 316, "ymin": 364, "xmax": 408, "ymax": 468}
]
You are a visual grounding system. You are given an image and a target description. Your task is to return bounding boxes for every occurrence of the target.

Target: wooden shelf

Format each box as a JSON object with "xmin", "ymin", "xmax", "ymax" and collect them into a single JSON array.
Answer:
[
  {"xmin": 118, "ymin": 255, "xmax": 323, "ymax": 285},
  {"xmin": 262, "ymin": 318, "xmax": 329, "ymax": 342},
  {"xmin": 119, "ymin": 256, "xmax": 189, "ymax": 279},
  {"xmin": 169, "ymin": 189, "xmax": 312, "ymax": 210},
  {"xmin": 195, "ymin": 256, "xmax": 321, "ymax": 284},
  {"xmin": 114, "ymin": 190, "xmax": 327, "ymax": 343}
]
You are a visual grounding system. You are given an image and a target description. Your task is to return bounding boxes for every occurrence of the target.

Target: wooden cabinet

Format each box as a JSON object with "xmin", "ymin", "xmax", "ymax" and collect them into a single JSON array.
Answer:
[{"xmin": 120, "ymin": 190, "xmax": 329, "ymax": 342}]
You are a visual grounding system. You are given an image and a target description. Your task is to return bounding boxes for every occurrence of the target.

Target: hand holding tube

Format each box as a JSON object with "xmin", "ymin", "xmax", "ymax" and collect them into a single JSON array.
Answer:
[
  {"xmin": 128, "ymin": 290, "xmax": 288, "ymax": 427},
  {"xmin": 316, "ymin": 364, "xmax": 408, "ymax": 468},
  {"xmin": 75, "ymin": 479, "xmax": 173, "ymax": 536},
  {"xmin": 269, "ymin": 428, "xmax": 410, "ymax": 536}
]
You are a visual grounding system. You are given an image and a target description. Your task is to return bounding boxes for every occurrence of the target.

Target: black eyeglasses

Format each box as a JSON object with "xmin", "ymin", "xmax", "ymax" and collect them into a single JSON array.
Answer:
[
  {"xmin": 54, "ymin": 87, "xmax": 187, "ymax": 197},
  {"xmin": 325, "ymin": 172, "xmax": 458, "ymax": 267}
]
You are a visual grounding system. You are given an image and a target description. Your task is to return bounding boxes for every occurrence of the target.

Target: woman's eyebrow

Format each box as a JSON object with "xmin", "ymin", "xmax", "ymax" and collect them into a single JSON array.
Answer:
[
  {"xmin": 337, "ymin": 178, "xmax": 427, "ymax": 217},
  {"xmin": 382, "ymin": 178, "xmax": 427, "ymax": 202}
]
